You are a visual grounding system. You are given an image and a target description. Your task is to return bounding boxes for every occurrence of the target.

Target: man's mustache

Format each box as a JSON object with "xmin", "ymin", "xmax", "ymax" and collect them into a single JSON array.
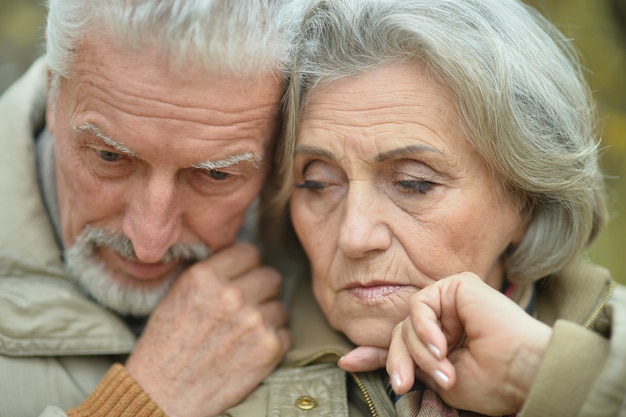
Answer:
[{"xmin": 80, "ymin": 225, "xmax": 211, "ymax": 264}]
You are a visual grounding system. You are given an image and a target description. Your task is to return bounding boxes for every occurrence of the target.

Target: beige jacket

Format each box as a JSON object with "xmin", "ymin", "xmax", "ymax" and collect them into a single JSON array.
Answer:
[
  {"xmin": 3, "ymin": 58, "xmax": 626, "ymax": 417},
  {"xmin": 222, "ymin": 261, "xmax": 625, "ymax": 417},
  {"xmin": 0, "ymin": 58, "xmax": 137, "ymax": 416}
]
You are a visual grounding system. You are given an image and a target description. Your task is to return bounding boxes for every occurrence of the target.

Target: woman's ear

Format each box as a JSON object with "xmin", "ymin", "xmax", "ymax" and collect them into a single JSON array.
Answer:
[
  {"xmin": 46, "ymin": 69, "xmax": 55, "ymax": 133},
  {"xmin": 511, "ymin": 214, "xmax": 530, "ymax": 246}
]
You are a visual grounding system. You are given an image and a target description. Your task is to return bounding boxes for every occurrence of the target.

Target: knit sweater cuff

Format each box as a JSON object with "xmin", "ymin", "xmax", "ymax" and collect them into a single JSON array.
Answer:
[{"xmin": 67, "ymin": 363, "xmax": 167, "ymax": 417}]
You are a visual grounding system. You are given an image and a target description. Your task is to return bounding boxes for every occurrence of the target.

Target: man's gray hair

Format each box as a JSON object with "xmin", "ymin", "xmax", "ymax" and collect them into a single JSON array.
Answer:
[
  {"xmin": 45, "ymin": 0, "xmax": 303, "ymax": 89},
  {"xmin": 266, "ymin": 0, "xmax": 606, "ymax": 284}
]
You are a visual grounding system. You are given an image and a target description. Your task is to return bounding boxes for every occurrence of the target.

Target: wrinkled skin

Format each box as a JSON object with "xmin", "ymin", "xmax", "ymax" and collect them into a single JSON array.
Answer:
[
  {"xmin": 290, "ymin": 62, "xmax": 526, "ymax": 347},
  {"xmin": 339, "ymin": 274, "xmax": 551, "ymax": 415},
  {"xmin": 47, "ymin": 33, "xmax": 289, "ymax": 416},
  {"xmin": 290, "ymin": 63, "xmax": 539, "ymax": 415}
]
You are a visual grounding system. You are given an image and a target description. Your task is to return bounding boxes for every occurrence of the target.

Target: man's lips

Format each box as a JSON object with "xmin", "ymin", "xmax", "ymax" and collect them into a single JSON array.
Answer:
[
  {"xmin": 99, "ymin": 248, "xmax": 181, "ymax": 281},
  {"xmin": 115, "ymin": 256, "xmax": 180, "ymax": 280}
]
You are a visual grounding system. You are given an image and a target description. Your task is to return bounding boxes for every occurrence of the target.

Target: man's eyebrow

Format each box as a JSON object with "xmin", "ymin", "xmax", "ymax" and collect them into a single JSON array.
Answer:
[
  {"xmin": 376, "ymin": 144, "xmax": 442, "ymax": 162},
  {"xmin": 191, "ymin": 152, "xmax": 262, "ymax": 170},
  {"xmin": 74, "ymin": 123, "xmax": 138, "ymax": 157}
]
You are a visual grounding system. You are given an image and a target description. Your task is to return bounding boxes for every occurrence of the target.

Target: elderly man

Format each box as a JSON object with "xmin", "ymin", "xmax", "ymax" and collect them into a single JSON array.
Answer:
[{"xmin": 0, "ymin": 1, "xmax": 301, "ymax": 416}]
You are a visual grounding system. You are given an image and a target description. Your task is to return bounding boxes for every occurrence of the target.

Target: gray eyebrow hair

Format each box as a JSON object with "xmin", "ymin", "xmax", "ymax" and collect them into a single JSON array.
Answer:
[
  {"xmin": 376, "ymin": 144, "xmax": 442, "ymax": 162},
  {"xmin": 192, "ymin": 153, "xmax": 262, "ymax": 170},
  {"xmin": 295, "ymin": 144, "xmax": 441, "ymax": 162},
  {"xmin": 74, "ymin": 123, "xmax": 138, "ymax": 157},
  {"xmin": 294, "ymin": 145, "xmax": 336, "ymax": 161},
  {"xmin": 75, "ymin": 122, "xmax": 261, "ymax": 169}
]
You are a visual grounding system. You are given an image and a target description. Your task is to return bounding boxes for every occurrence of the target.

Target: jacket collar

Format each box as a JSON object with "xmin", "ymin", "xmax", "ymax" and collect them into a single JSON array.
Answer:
[
  {"xmin": 0, "ymin": 57, "xmax": 136, "ymax": 356},
  {"xmin": 536, "ymin": 259, "xmax": 614, "ymax": 327},
  {"xmin": 284, "ymin": 276, "xmax": 354, "ymax": 366}
]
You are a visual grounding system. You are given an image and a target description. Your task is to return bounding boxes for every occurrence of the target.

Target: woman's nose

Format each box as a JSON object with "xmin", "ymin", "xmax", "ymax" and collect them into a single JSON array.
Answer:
[{"xmin": 337, "ymin": 186, "xmax": 392, "ymax": 258}]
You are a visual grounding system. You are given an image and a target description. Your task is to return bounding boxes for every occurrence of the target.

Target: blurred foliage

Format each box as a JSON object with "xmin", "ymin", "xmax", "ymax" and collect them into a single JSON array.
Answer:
[
  {"xmin": 0, "ymin": 0, "xmax": 624, "ymax": 283},
  {"xmin": 524, "ymin": 0, "xmax": 626, "ymax": 283},
  {"xmin": 0, "ymin": 0, "xmax": 46, "ymax": 94}
]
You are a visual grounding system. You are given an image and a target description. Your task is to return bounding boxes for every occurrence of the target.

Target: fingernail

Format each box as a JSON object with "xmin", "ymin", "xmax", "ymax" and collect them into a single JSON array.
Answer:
[
  {"xmin": 433, "ymin": 369, "xmax": 449, "ymax": 389},
  {"xmin": 427, "ymin": 343, "xmax": 441, "ymax": 359},
  {"xmin": 391, "ymin": 372, "xmax": 402, "ymax": 392}
]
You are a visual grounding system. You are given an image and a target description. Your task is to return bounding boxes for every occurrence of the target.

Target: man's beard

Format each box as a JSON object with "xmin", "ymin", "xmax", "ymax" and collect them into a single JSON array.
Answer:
[{"xmin": 64, "ymin": 225, "xmax": 210, "ymax": 316}]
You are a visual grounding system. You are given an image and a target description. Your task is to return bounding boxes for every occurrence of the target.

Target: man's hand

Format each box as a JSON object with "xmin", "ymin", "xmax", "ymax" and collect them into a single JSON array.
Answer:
[
  {"xmin": 339, "ymin": 273, "xmax": 551, "ymax": 415},
  {"xmin": 125, "ymin": 242, "xmax": 290, "ymax": 417}
]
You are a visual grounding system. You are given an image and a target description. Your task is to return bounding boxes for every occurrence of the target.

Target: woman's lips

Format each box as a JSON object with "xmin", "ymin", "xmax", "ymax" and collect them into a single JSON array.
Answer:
[{"xmin": 346, "ymin": 283, "xmax": 408, "ymax": 302}]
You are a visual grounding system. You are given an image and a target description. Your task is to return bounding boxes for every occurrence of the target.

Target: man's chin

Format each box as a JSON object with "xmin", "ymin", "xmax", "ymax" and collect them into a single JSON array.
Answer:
[
  {"xmin": 63, "ymin": 225, "xmax": 208, "ymax": 316},
  {"xmin": 82, "ymin": 271, "xmax": 174, "ymax": 317},
  {"xmin": 65, "ymin": 247, "xmax": 175, "ymax": 316}
]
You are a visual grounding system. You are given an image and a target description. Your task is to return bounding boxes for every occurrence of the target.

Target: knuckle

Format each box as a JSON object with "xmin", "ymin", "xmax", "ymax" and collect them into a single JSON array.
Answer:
[
  {"xmin": 258, "ymin": 333, "xmax": 282, "ymax": 364},
  {"xmin": 240, "ymin": 308, "xmax": 264, "ymax": 330},
  {"xmin": 220, "ymin": 285, "xmax": 246, "ymax": 313}
]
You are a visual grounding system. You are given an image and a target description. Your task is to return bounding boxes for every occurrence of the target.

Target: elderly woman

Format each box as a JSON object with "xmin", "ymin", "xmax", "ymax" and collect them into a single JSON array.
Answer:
[{"xmin": 229, "ymin": 0, "xmax": 626, "ymax": 416}]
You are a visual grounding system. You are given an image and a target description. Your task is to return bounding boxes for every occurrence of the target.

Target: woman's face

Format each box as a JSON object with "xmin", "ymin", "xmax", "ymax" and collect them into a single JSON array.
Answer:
[{"xmin": 290, "ymin": 63, "xmax": 527, "ymax": 347}]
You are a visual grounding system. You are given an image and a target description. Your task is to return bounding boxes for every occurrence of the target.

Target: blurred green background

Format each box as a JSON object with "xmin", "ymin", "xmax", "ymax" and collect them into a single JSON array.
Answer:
[{"xmin": 1, "ymin": 0, "xmax": 624, "ymax": 284}]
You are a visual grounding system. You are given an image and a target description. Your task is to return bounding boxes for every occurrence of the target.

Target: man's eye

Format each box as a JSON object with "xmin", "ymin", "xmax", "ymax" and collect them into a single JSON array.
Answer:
[
  {"xmin": 208, "ymin": 169, "xmax": 229, "ymax": 180},
  {"xmin": 97, "ymin": 150, "xmax": 121, "ymax": 162}
]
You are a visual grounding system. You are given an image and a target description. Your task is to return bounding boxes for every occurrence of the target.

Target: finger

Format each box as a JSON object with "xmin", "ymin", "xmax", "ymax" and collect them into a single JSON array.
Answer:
[
  {"xmin": 386, "ymin": 322, "xmax": 416, "ymax": 395},
  {"xmin": 402, "ymin": 307, "xmax": 455, "ymax": 390},
  {"xmin": 275, "ymin": 326, "xmax": 292, "ymax": 356},
  {"xmin": 258, "ymin": 299, "xmax": 289, "ymax": 329},
  {"xmin": 195, "ymin": 242, "xmax": 262, "ymax": 280},
  {"xmin": 233, "ymin": 265, "xmax": 283, "ymax": 304},
  {"xmin": 407, "ymin": 287, "xmax": 451, "ymax": 359},
  {"xmin": 338, "ymin": 346, "xmax": 389, "ymax": 372}
]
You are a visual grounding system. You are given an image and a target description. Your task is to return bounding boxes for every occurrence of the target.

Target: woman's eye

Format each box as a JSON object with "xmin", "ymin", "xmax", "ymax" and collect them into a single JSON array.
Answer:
[
  {"xmin": 294, "ymin": 180, "xmax": 326, "ymax": 190},
  {"xmin": 397, "ymin": 180, "xmax": 433, "ymax": 194},
  {"xmin": 97, "ymin": 150, "xmax": 121, "ymax": 162},
  {"xmin": 207, "ymin": 169, "xmax": 230, "ymax": 180}
]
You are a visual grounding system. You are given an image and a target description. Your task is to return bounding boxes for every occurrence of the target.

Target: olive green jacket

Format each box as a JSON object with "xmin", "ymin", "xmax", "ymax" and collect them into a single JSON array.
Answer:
[{"xmin": 222, "ymin": 262, "xmax": 625, "ymax": 417}]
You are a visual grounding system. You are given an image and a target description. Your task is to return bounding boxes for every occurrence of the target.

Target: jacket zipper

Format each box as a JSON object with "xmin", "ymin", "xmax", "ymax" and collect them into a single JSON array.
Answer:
[
  {"xmin": 288, "ymin": 349, "xmax": 379, "ymax": 416},
  {"xmin": 351, "ymin": 372, "xmax": 378, "ymax": 417},
  {"xmin": 583, "ymin": 280, "xmax": 616, "ymax": 329}
]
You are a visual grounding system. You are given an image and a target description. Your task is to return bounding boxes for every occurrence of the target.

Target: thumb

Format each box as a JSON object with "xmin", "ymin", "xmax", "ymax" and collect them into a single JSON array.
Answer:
[{"xmin": 338, "ymin": 346, "xmax": 389, "ymax": 372}]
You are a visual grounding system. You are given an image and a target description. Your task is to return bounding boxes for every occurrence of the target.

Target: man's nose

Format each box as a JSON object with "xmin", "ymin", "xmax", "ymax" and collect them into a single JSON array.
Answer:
[
  {"xmin": 122, "ymin": 175, "xmax": 182, "ymax": 263},
  {"xmin": 337, "ymin": 185, "xmax": 391, "ymax": 259}
]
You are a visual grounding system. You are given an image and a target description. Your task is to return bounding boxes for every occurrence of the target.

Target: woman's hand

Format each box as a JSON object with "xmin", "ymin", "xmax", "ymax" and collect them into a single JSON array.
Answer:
[{"xmin": 338, "ymin": 272, "xmax": 551, "ymax": 415}]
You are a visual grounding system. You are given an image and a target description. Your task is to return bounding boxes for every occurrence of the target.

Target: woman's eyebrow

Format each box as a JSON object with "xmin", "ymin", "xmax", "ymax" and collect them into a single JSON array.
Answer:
[
  {"xmin": 376, "ymin": 144, "xmax": 442, "ymax": 162},
  {"xmin": 294, "ymin": 145, "xmax": 337, "ymax": 161}
]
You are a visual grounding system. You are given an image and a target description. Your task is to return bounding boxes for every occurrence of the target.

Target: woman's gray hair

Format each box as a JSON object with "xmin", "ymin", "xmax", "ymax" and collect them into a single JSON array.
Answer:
[
  {"xmin": 45, "ymin": 0, "xmax": 303, "ymax": 97},
  {"xmin": 264, "ymin": 0, "xmax": 607, "ymax": 284}
]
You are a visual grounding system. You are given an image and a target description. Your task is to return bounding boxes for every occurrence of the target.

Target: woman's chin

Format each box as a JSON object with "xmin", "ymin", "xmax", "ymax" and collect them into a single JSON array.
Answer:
[{"xmin": 339, "ymin": 319, "xmax": 396, "ymax": 348}]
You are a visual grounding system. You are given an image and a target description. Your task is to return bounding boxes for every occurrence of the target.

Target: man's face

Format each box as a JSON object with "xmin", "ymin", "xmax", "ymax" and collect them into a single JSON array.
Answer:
[{"xmin": 46, "ymin": 35, "xmax": 282, "ymax": 315}]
